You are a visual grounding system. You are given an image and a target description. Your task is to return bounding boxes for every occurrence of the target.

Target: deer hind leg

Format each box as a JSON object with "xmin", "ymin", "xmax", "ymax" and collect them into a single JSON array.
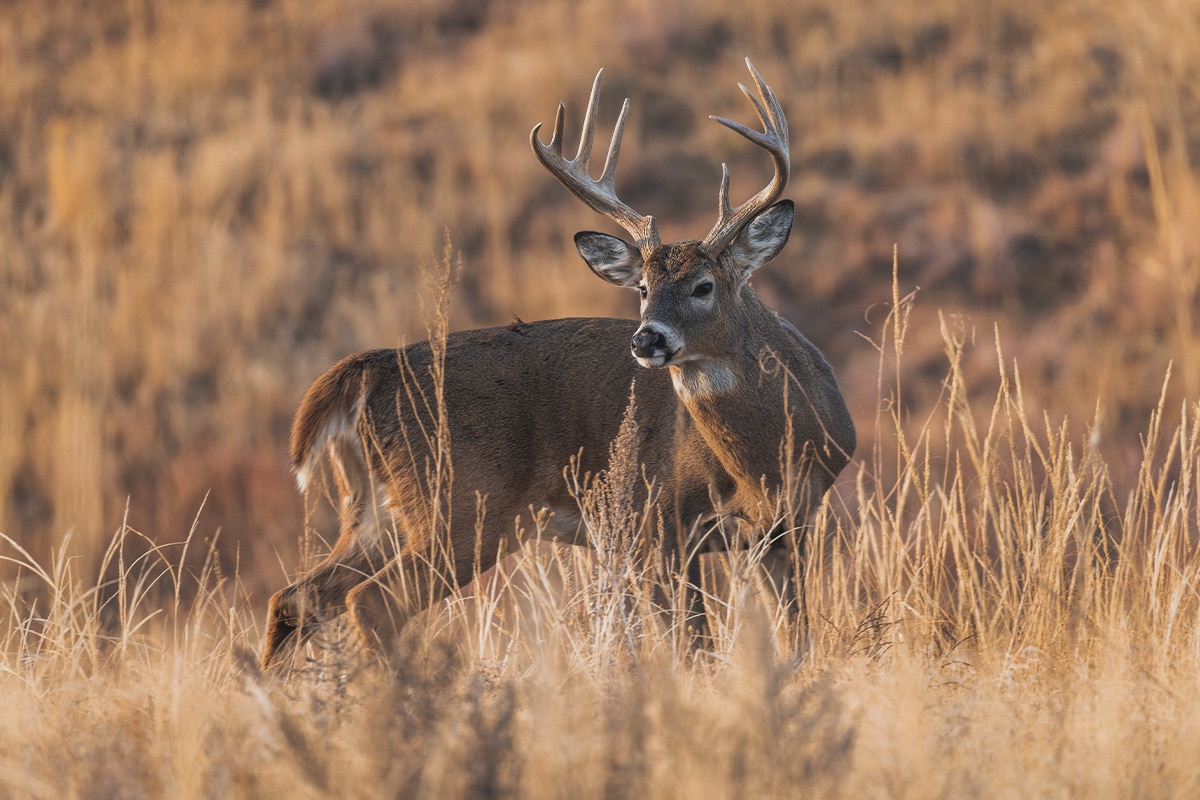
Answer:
[
  {"xmin": 263, "ymin": 438, "xmax": 391, "ymax": 669},
  {"xmin": 262, "ymin": 543, "xmax": 380, "ymax": 668},
  {"xmin": 345, "ymin": 507, "xmax": 512, "ymax": 661},
  {"xmin": 344, "ymin": 551, "xmax": 436, "ymax": 661}
]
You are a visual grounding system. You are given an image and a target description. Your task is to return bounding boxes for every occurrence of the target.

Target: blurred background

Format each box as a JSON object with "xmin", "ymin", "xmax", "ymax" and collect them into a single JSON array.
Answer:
[{"xmin": 1, "ymin": 0, "xmax": 1197, "ymax": 597}]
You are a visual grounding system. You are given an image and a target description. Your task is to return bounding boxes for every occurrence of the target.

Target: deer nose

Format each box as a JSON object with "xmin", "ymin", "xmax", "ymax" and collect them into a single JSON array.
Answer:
[{"xmin": 631, "ymin": 328, "xmax": 667, "ymax": 359}]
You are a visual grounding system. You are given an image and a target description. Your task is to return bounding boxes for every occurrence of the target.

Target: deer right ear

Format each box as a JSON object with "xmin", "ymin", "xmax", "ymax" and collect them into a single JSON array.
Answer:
[{"xmin": 574, "ymin": 231, "xmax": 643, "ymax": 287}]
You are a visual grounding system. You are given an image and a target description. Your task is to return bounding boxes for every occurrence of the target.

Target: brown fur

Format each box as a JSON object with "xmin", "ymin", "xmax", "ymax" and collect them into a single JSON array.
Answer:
[
  {"xmin": 263, "ymin": 298, "xmax": 853, "ymax": 667},
  {"xmin": 262, "ymin": 64, "xmax": 856, "ymax": 668}
]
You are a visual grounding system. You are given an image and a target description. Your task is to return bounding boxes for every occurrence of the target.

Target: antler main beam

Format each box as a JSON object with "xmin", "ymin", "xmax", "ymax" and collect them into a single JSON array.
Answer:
[
  {"xmin": 530, "ymin": 70, "xmax": 661, "ymax": 259},
  {"xmin": 701, "ymin": 58, "xmax": 791, "ymax": 255}
]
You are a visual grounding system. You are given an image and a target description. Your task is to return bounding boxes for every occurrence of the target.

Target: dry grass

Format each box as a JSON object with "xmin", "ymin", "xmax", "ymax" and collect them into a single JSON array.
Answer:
[
  {"xmin": 3, "ymin": 270, "xmax": 1200, "ymax": 796},
  {"xmin": 2, "ymin": 0, "xmax": 1200, "ymax": 795}
]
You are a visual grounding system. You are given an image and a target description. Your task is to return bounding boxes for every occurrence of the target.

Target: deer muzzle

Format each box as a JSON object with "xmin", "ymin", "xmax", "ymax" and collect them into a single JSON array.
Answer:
[{"xmin": 631, "ymin": 325, "xmax": 675, "ymax": 367}]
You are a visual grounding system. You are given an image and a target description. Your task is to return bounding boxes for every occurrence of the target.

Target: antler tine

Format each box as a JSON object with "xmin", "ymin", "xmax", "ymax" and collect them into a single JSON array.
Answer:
[
  {"xmin": 599, "ymin": 98, "xmax": 630, "ymax": 187},
  {"xmin": 547, "ymin": 102, "xmax": 566, "ymax": 154},
  {"xmin": 701, "ymin": 58, "xmax": 791, "ymax": 255},
  {"xmin": 574, "ymin": 70, "xmax": 601, "ymax": 171},
  {"xmin": 531, "ymin": 69, "xmax": 660, "ymax": 258}
]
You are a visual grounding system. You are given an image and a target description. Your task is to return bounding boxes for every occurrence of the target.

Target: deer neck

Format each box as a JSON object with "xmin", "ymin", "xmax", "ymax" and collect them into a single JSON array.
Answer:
[{"xmin": 667, "ymin": 296, "xmax": 810, "ymax": 522}]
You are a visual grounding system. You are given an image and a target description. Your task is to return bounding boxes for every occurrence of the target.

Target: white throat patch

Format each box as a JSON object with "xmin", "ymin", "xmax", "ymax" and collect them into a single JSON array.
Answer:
[{"xmin": 671, "ymin": 361, "xmax": 737, "ymax": 400}]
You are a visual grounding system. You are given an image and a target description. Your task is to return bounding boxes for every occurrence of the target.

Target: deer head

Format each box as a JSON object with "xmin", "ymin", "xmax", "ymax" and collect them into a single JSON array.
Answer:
[{"xmin": 531, "ymin": 58, "xmax": 793, "ymax": 391}]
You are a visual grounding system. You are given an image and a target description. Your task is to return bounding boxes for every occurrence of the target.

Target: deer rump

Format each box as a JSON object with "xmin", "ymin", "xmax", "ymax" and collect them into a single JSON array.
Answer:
[{"xmin": 292, "ymin": 317, "xmax": 670, "ymax": 547}]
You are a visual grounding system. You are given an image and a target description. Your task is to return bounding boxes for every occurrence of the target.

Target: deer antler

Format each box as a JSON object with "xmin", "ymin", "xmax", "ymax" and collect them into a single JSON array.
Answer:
[
  {"xmin": 700, "ymin": 58, "xmax": 790, "ymax": 255},
  {"xmin": 530, "ymin": 70, "xmax": 661, "ymax": 259}
]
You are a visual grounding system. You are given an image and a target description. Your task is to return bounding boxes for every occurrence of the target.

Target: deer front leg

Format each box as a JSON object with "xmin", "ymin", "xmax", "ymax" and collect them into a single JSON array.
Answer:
[
  {"xmin": 649, "ymin": 532, "xmax": 711, "ymax": 650},
  {"xmin": 757, "ymin": 531, "xmax": 809, "ymax": 649},
  {"xmin": 683, "ymin": 552, "xmax": 711, "ymax": 646}
]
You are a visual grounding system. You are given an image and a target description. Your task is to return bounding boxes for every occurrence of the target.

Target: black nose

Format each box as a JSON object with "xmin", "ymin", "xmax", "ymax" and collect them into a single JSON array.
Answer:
[{"xmin": 632, "ymin": 329, "xmax": 666, "ymax": 357}]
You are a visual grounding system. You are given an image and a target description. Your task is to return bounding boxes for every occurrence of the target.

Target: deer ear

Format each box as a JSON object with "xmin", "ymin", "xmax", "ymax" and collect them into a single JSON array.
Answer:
[
  {"xmin": 727, "ymin": 200, "xmax": 793, "ymax": 278},
  {"xmin": 575, "ymin": 231, "xmax": 643, "ymax": 287}
]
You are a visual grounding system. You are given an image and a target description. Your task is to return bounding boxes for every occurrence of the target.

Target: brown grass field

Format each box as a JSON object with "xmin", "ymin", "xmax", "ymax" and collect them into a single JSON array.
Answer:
[{"xmin": 2, "ymin": 0, "xmax": 1200, "ymax": 796}]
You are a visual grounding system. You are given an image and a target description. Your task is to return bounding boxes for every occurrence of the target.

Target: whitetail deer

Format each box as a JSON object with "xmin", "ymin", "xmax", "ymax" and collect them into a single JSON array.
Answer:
[{"xmin": 262, "ymin": 59, "xmax": 855, "ymax": 668}]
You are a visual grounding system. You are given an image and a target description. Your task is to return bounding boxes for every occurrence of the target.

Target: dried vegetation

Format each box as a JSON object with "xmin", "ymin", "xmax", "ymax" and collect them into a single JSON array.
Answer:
[{"xmin": 2, "ymin": 0, "xmax": 1200, "ymax": 795}]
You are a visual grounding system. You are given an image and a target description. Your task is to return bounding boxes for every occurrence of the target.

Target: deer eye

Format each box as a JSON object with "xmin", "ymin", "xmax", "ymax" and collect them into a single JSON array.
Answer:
[
  {"xmin": 638, "ymin": 285, "xmax": 648, "ymax": 299},
  {"xmin": 692, "ymin": 281, "xmax": 714, "ymax": 298}
]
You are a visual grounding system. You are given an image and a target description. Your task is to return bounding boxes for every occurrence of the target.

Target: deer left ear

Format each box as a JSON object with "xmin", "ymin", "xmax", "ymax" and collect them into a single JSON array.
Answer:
[{"xmin": 727, "ymin": 200, "xmax": 793, "ymax": 278}]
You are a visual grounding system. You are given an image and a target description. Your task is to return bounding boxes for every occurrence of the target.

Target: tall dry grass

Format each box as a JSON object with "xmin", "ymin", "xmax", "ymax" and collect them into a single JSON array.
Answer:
[
  {"xmin": 2, "ymin": 0, "xmax": 1200, "ymax": 794},
  {"xmin": 3, "ymin": 258, "xmax": 1200, "ymax": 796},
  {"xmin": 2, "ymin": 0, "xmax": 1198, "ymax": 594}
]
